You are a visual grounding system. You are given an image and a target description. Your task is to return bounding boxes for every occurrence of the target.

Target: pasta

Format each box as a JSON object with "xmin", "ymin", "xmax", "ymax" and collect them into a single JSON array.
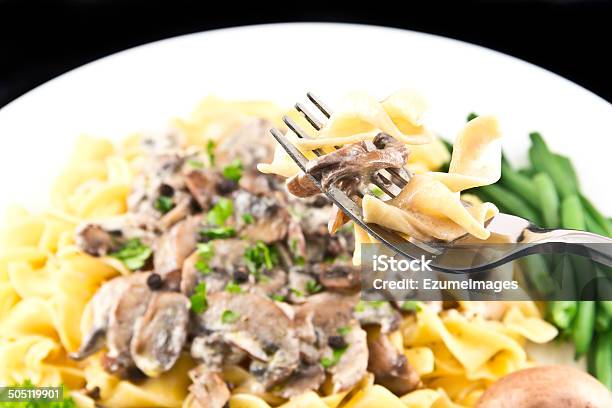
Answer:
[{"xmin": 0, "ymin": 94, "xmax": 558, "ymax": 408}]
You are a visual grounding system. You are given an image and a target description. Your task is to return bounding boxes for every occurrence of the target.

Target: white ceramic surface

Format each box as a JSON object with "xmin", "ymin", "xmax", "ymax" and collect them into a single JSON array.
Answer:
[{"xmin": 0, "ymin": 23, "xmax": 610, "ymax": 215}]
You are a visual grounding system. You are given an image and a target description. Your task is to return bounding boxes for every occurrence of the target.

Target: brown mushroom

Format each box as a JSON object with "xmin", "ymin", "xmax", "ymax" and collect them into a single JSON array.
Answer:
[
  {"xmin": 188, "ymin": 365, "xmax": 231, "ymax": 408},
  {"xmin": 476, "ymin": 365, "xmax": 612, "ymax": 408},
  {"xmin": 130, "ymin": 292, "xmax": 190, "ymax": 377},
  {"xmin": 367, "ymin": 327, "xmax": 420, "ymax": 395}
]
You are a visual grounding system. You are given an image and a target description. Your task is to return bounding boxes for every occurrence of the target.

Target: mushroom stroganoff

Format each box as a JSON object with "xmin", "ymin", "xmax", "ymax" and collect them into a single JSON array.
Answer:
[{"xmin": 0, "ymin": 94, "xmax": 608, "ymax": 408}]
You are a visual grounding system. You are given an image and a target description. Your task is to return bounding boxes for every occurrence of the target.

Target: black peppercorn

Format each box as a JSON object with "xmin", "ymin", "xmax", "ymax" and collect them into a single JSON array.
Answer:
[
  {"xmin": 328, "ymin": 335, "xmax": 347, "ymax": 349},
  {"xmin": 147, "ymin": 273, "xmax": 163, "ymax": 290}
]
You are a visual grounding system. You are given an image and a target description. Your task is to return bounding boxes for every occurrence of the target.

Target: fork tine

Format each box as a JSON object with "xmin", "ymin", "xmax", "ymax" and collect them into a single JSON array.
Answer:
[
  {"xmin": 295, "ymin": 103, "xmax": 323, "ymax": 130},
  {"xmin": 269, "ymin": 128, "xmax": 310, "ymax": 172},
  {"xmin": 307, "ymin": 92, "xmax": 332, "ymax": 118},
  {"xmin": 283, "ymin": 116, "xmax": 312, "ymax": 141}
]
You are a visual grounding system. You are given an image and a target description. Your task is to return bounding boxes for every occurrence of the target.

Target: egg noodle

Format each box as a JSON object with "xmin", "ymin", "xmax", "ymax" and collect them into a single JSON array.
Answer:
[{"xmin": 0, "ymin": 95, "xmax": 557, "ymax": 407}]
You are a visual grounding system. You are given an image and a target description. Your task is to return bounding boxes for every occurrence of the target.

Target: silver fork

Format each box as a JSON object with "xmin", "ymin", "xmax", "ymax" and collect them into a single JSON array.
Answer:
[{"xmin": 270, "ymin": 93, "xmax": 612, "ymax": 273}]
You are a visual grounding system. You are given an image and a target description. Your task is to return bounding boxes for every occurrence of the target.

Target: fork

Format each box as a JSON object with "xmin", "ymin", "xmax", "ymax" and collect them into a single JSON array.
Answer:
[{"xmin": 270, "ymin": 93, "xmax": 612, "ymax": 273}]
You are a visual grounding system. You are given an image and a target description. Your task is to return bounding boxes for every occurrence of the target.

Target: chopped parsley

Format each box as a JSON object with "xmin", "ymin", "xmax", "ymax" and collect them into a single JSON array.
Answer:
[
  {"xmin": 201, "ymin": 226, "xmax": 236, "ymax": 239},
  {"xmin": 242, "ymin": 213, "xmax": 255, "ymax": 224},
  {"xmin": 195, "ymin": 242, "xmax": 215, "ymax": 274},
  {"xmin": 370, "ymin": 185, "xmax": 385, "ymax": 198},
  {"xmin": 190, "ymin": 282, "xmax": 208, "ymax": 314},
  {"xmin": 206, "ymin": 140, "xmax": 216, "ymax": 166},
  {"xmin": 109, "ymin": 239, "xmax": 152, "ymax": 270},
  {"xmin": 187, "ymin": 159, "xmax": 205, "ymax": 169},
  {"xmin": 290, "ymin": 288, "xmax": 304, "ymax": 297},
  {"xmin": 225, "ymin": 281, "xmax": 242, "ymax": 294},
  {"xmin": 337, "ymin": 326, "xmax": 352, "ymax": 336},
  {"xmin": 321, "ymin": 345, "xmax": 348, "ymax": 369},
  {"xmin": 270, "ymin": 294, "xmax": 286, "ymax": 302},
  {"xmin": 154, "ymin": 195, "xmax": 174, "ymax": 214},
  {"xmin": 221, "ymin": 309, "xmax": 240, "ymax": 324},
  {"xmin": 222, "ymin": 159, "xmax": 243, "ymax": 182},
  {"xmin": 244, "ymin": 241, "xmax": 277, "ymax": 276},
  {"xmin": 207, "ymin": 198, "xmax": 234, "ymax": 226},
  {"xmin": 306, "ymin": 280, "xmax": 323, "ymax": 294},
  {"xmin": 401, "ymin": 300, "xmax": 422, "ymax": 312},
  {"xmin": 467, "ymin": 112, "xmax": 479, "ymax": 122}
]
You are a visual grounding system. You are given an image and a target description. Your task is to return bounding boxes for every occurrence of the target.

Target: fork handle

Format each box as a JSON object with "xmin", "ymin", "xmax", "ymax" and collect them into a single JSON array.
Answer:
[{"xmin": 528, "ymin": 229, "xmax": 612, "ymax": 267}]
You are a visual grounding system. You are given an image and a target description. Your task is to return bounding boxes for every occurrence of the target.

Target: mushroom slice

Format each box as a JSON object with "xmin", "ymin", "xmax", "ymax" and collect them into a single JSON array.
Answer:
[
  {"xmin": 70, "ymin": 276, "xmax": 131, "ymax": 360},
  {"xmin": 328, "ymin": 322, "xmax": 369, "ymax": 394},
  {"xmin": 354, "ymin": 301, "xmax": 401, "ymax": 333},
  {"xmin": 367, "ymin": 327, "xmax": 420, "ymax": 395},
  {"xmin": 215, "ymin": 118, "xmax": 275, "ymax": 169},
  {"xmin": 75, "ymin": 224, "xmax": 118, "ymax": 257},
  {"xmin": 153, "ymin": 215, "xmax": 202, "ymax": 290},
  {"xmin": 239, "ymin": 170, "xmax": 274, "ymax": 195},
  {"xmin": 194, "ymin": 292, "xmax": 300, "ymax": 389},
  {"xmin": 233, "ymin": 190, "xmax": 290, "ymax": 244},
  {"xmin": 130, "ymin": 292, "xmax": 190, "ymax": 377},
  {"xmin": 275, "ymin": 363, "xmax": 326, "ymax": 399},
  {"xmin": 156, "ymin": 194, "xmax": 192, "ymax": 231},
  {"xmin": 476, "ymin": 365, "xmax": 612, "ymax": 408},
  {"xmin": 184, "ymin": 168, "xmax": 222, "ymax": 211},
  {"xmin": 104, "ymin": 273, "xmax": 153, "ymax": 376},
  {"xmin": 188, "ymin": 365, "xmax": 231, "ymax": 408},
  {"xmin": 314, "ymin": 261, "xmax": 360, "ymax": 293}
]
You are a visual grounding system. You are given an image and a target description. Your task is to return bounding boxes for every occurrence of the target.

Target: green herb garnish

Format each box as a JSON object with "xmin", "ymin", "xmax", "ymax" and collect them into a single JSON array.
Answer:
[
  {"xmin": 195, "ymin": 242, "xmax": 215, "ymax": 274},
  {"xmin": 290, "ymin": 288, "xmax": 304, "ymax": 297},
  {"xmin": 337, "ymin": 326, "xmax": 352, "ymax": 336},
  {"xmin": 244, "ymin": 241, "xmax": 277, "ymax": 275},
  {"xmin": 467, "ymin": 112, "xmax": 479, "ymax": 122},
  {"xmin": 190, "ymin": 282, "xmax": 208, "ymax": 314},
  {"xmin": 154, "ymin": 196, "xmax": 174, "ymax": 214},
  {"xmin": 370, "ymin": 185, "xmax": 385, "ymax": 198},
  {"xmin": 206, "ymin": 140, "xmax": 216, "ymax": 166},
  {"xmin": 401, "ymin": 301, "xmax": 422, "ymax": 312},
  {"xmin": 221, "ymin": 309, "xmax": 240, "ymax": 324},
  {"xmin": 202, "ymin": 226, "xmax": 236, "ymax": 239},
  {"xmin": 109, "ymin": 239, "xmax": 152, "ymax": 270},
  {"xmin": 207, "ymin": 198, "xmax": 234, "ymax": 226},
  {"xmin": 187, "ymin": 159, "xmax": 205, "ymax": 169},
  {"xmin": 306, "ymin": 280, "xmax": 323, "ymax": 294},
  {"xmin": 225, "ymin": 281, "xmax": 242, "ymax": 294},
  {"xmin": 321, "ymin": 345, "xmax": 348, "ymax": 369},
  {"xmin": 270, "ymin": 294, "xmax": 286, "ymax": 302},
  {"xmin": 242, "ymin": 213, "xmax": 255, "ymax": 224},
  {"xmin": 222, "ymin": 159, "xmax": 243, "ymax": 182}
]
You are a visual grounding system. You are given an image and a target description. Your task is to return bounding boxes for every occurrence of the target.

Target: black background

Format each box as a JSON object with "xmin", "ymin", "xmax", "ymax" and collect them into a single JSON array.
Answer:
[{"xmin": 1, "ymin": 0, "xmax": 611, "ymax": 108}]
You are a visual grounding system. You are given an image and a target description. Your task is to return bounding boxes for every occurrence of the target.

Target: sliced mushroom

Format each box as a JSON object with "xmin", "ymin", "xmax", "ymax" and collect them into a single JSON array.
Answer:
[
  {"xmin": 287, "ymin": 133, "xmax": 408, "ymax": 197},
  {"xmin": 314, "ymin": 261, "xmax": 360, "ymax": 293},
  {"xmin": 75, "ymin": 224, "xmax": 118, "ymax": 257},
  {"xmin": 239, "ymin": 170, "xmax": 274, "ymax": 195},
  {"xmin": 192, "ymin": 292, "xmax": 300, "ymax": 389},
  {"xmin": 233, "ymin": 190, "xmax": 290, "ymax": 244},
  {"xmin": 215, "ymin": 118, "xmax": 275, "ymax": 169},
  {"xmin": 354, "ymin": 301, "xmax": 401, "ymax": 333},
  {"xmin": 184, "ymin": 168, "xmax": 223, "ymax": 211},
  {"xmin": 153, "ymin": 215, "xmax": 202, "ymax": 290},
  {"xmin": 476, "ymin": 365, "xmax": 612, "ymax": 408},
  {"xmin": 276, "ymin": 363, "xmax": 326, "ymax": 399},
  {"xmin": 104, "ymin": 273, "xmax": 153, "ymax": 377},
  {"xmin": 130, "ymin": 292, "xmax": 190, "ymax": 377},
  {"xmin": 70, "ymin": 276, "xmax": 131, "ymax": 360},
  {"xmin": 188, "ymin": 365, "xmax": 231, "ymax": 408},
  {"xmin": 367, "ymin": 327, "xmax": 420, "ymax": 395},
  {"xmin": 156, "ymin": 194, "xmax": 192, "ymax": 231},
  {"xmin": 327, "ymin": 322, "xmax": 368, "ymax": 393}
]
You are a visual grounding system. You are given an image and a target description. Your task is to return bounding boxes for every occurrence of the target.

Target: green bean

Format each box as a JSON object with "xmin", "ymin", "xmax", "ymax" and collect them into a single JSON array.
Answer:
[
  {"xmin": 561, "ymin": 195, "xmax": 586, "ymax": 230},
  {"xmin": 585, "ymin": 212, "xmax": 609, "ymax": 236},
  {"xmin": 521, "ymin": 255, "xmax": 555, "ymax": 296},
  {"xmin": 478, "ymin": 184, "xmax": 541, "ymax": 225},
  {"xmin": 549, "ymin": 300, "xmax": 578, "ymax": 329},
  {"xmin": 533, "ymin": 173, "xmax": 559, "ymax": 228},
  {"xmin": 580, "ymin": 195, "xmax": 612, "ymax": 236},
  {"xmin": 554, "ymin": 153, "xmax": 579, "ymax": 190},
  {"xmin": 529, "ymin": 133, "xmax": 578, "ymax": 198},
  {"xmin": 500, "ymin": 162, "xmax": 540, "ymax": 208},
  {"xmin": 572, "ymin": 300, "xmax": 596, "ymax": 357},
  {"xmin": 594, "ymin": 330, "xmax": 612, "ymax": 389},
  {"xmin": 595, "ymin": 305, "xmax": 611, "ymax": 333}
]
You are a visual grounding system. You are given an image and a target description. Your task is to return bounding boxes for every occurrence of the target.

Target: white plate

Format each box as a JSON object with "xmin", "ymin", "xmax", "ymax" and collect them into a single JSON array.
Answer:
[{"xmin": 0, "ymin": 23, "xmax": 610, "ymax": 215}]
